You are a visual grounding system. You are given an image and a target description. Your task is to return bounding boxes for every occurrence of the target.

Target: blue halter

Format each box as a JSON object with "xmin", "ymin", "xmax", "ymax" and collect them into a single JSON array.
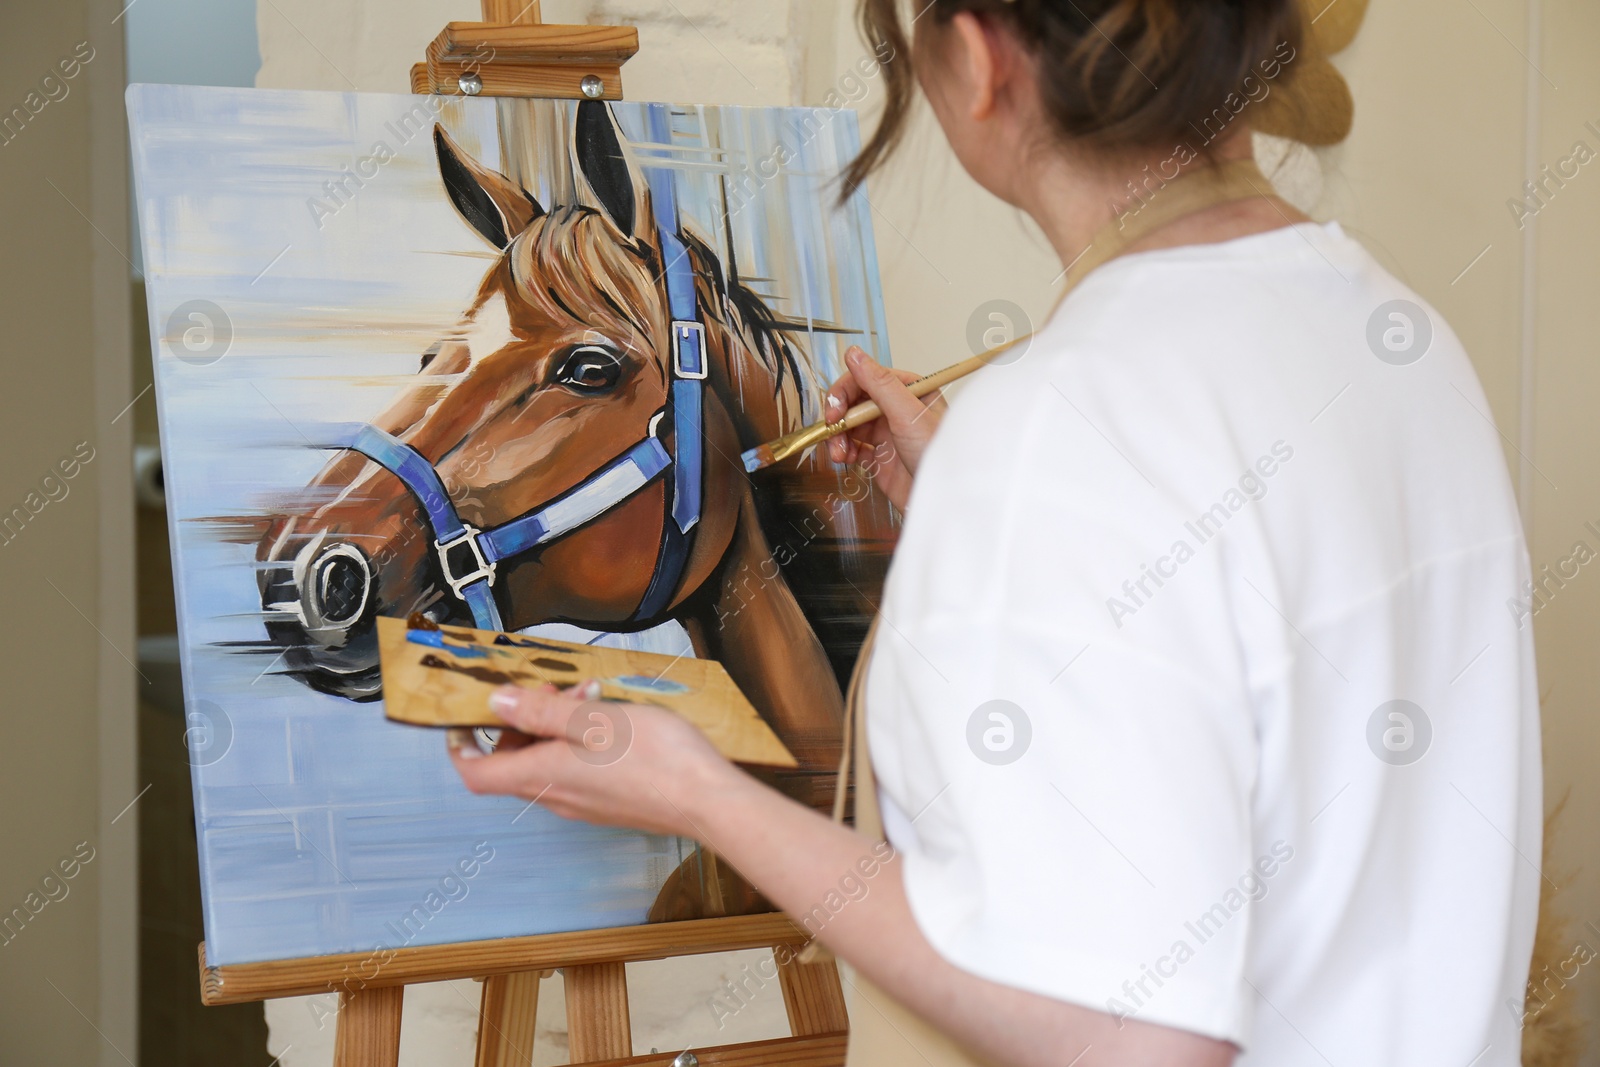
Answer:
[{"xmin": 329, "ymin": 116, "xmax": 706, "ymax": 632}]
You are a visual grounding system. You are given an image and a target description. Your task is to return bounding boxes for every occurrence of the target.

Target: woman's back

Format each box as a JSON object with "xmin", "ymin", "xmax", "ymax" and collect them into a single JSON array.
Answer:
[{"xmin": 867, "ymin": 220, "xmax": 1541, "ymax": 1065}]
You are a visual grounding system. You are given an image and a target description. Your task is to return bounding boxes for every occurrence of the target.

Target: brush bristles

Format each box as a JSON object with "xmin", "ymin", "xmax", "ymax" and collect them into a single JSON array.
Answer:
[
  {"xmin": 745, "ymin": 417, "xmax": 844, "ymax": 473},
  {"xmin": 741, "ymin": 443, "xmax": 776, "ymax": 473}
]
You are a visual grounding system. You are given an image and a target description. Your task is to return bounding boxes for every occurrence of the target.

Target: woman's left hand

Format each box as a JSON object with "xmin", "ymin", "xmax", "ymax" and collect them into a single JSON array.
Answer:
[{"xmin": 448, "ymin": 682, "xmax": 739, "ymax": 838}]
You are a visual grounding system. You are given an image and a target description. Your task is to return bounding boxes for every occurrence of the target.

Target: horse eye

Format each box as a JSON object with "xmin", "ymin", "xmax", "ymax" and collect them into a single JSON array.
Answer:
[{"xmin": 555, "ymin": 345, "xmax": 623, "ymax": 393}]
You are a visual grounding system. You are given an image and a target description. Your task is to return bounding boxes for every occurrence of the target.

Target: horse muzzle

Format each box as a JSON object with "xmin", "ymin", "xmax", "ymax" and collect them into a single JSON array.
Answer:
[{"xmin": 259, "ymin": 534, "xmax": 384, "ymax": 701}]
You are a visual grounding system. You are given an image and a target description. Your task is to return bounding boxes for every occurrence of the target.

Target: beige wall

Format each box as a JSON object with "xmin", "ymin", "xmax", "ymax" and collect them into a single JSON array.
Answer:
[
  {"xmin": 252, "ymin": 0, "xmax": 1599, "ymax": 1061},
  {"xmin": 0, "ymin": 0, "xmax": 136, "ymax": 1064},
  {"xmin": 1529, "ymin": 0, "xmax": 1600, "ymax": 1045}
]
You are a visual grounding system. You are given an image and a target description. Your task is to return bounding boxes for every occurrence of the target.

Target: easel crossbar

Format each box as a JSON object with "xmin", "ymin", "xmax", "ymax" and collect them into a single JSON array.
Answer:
[
  {"xmin": 581, "ymin": 1034, "xmax": 849, "ymax": 1067},
  {"xmin": 199, "ymin": 913, "xmax": 810, "ymax": 1006},
  {"xmin": 428, "ymin": 23, "xmax": 640, "ymax": 66}
]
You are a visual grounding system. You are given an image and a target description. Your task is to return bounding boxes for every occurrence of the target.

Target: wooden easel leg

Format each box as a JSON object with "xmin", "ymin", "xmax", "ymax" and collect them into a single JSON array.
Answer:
[
  {"xmin": 776, "ymin": 953, "xmax": 849, "ymax": 1036},
  {"xmin": 564, "ymin": 961, "xmax": 632, "ymax": 1062},
  {"xmin": 332, "ymin": 986, "xmax": 404, "ymax": 1067},
  {"xmin": 475, "ymin": 970, "xmax": 542, "ymax": 1067}
]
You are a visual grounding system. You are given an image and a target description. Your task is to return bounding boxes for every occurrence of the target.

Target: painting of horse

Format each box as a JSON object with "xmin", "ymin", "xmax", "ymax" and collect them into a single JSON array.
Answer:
[{"xmin": 130, "ymin": 85, "xmax": 895, "ymax": 964}]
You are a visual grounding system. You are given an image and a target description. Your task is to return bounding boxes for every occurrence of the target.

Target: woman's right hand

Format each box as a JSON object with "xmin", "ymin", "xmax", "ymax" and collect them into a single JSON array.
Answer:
[{"xmin": 825, "ymin": 346, "xmax": 946, "ymax": 512}]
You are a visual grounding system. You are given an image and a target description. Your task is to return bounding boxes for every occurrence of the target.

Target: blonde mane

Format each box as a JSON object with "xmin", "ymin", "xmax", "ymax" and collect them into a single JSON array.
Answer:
[{"xmin": 504, "ymin": 204, "xmax": 819, "ymax": 444}]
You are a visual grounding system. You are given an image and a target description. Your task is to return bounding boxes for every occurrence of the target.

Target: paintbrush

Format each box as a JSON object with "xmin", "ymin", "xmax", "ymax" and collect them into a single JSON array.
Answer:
[{"xmin": 741, "ymin": 335, "xmax": 1032, "ymax": 473}]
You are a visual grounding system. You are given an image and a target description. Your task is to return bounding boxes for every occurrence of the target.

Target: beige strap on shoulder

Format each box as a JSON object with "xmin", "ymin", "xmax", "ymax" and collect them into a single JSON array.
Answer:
[{"xmin": 810, "ymin": 159, "xmax": 1282, "ymax": 1066}]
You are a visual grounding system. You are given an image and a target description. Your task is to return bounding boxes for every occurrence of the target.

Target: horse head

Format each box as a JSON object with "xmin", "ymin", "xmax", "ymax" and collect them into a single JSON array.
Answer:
[{"xmin": 255, "ymin": 101, "xmax": 818, "ymax": 702}]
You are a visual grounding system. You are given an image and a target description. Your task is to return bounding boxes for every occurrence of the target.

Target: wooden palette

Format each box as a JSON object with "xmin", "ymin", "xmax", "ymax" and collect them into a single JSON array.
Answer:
[{"xmin": 376, "ymin": 615, "xmax": 797, "ymax": 768}]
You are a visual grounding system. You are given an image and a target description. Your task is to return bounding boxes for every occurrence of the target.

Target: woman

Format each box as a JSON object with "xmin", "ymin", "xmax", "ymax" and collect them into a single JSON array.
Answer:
[{"xmin": 452, "ymin": 1, "xmax": 1541, "ymax": 1064}]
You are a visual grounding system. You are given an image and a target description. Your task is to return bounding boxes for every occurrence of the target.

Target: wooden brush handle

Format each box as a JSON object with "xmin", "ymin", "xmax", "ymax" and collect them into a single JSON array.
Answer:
[
  {"xmin": 835, "ymin": 351, "xmax": 992, "ymax": 433},
  {"xmin": 755, "ymin": 341, "xmax": 1028, "ymax": 468}
]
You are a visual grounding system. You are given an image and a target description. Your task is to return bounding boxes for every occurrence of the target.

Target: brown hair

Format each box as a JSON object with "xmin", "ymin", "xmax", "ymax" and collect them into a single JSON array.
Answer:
[{"xmin": 843, "ymin": 0, "xmax": 1303, "ymax": 196}]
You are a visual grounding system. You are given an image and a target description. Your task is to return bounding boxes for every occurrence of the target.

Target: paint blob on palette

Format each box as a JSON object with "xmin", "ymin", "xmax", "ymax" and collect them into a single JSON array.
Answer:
[{"xmin": 378, "ymin": 616, "xmax": 797, "ymax": 768}]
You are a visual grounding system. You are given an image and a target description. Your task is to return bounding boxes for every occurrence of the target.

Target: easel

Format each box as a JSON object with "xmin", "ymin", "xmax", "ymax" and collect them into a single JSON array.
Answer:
[
  {"xmin": 199, "ymin": 913, "xmax": 847, "ymax": 1065},
  {"xmin": 198, "ymin": 4, "xmax": 851, "ymax": 1064}
]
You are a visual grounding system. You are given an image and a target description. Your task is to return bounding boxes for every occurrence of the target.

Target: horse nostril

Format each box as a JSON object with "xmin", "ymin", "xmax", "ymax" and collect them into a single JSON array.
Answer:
[
  {"xmin": 319, "ymin": 555, "xmax": 366, "ymax": 624},
  {"xmin": 305, "ymin": 544, "xmax": 373, "ymax": 630}
]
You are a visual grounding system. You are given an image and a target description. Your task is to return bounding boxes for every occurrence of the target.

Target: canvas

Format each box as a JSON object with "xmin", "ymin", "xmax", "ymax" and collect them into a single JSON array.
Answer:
[{"xmin": 128, "ymin": 84, "xmax": 896, "ymax": 965}]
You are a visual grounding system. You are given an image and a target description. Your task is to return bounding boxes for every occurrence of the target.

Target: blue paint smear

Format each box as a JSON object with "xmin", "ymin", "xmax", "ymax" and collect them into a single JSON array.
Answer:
[
  {"xmin": 611, "ymin": 675, "xmax": 693, "ymax": 696},
  {"xmin": 407, "ymin": 629, "xmax": 489, "ymax": 658}
]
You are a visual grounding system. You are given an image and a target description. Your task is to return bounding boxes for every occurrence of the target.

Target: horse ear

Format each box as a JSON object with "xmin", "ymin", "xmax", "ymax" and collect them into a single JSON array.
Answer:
[
  {"xmin": 574, "ymin": 100, "xmax": 652, "ymax": 241},
  {"xmin": 433, "ymin": 125, "xmax": 545, "ymax": 250}
]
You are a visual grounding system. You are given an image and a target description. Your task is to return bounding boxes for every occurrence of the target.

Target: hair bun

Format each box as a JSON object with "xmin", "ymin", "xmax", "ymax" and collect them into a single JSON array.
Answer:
[{"xmin": 844, "ymin": 0, "xmax": 1305, "ymax": 198}]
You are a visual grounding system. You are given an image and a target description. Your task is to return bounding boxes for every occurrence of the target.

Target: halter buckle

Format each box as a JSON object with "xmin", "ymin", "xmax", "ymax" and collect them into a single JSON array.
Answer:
[
  {"xmin": 672, "ymin": 321, "xmax": 708, "ymax": 380},
  {"xmin": 435, "ymin": 525, "xmax": 496, "ymax": 599}
]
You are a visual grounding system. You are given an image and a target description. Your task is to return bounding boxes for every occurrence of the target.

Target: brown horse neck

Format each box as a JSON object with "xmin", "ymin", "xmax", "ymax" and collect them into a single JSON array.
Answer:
[{"xmin": 679, "ymin": 490, "xmax": 845, "ymax": 783}]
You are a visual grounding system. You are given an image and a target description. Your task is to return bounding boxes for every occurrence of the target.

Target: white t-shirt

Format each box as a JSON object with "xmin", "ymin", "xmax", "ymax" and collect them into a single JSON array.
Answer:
[{"xmin": 866, "ymin": 221, "xmax": 1541, "ymax": 1065}]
